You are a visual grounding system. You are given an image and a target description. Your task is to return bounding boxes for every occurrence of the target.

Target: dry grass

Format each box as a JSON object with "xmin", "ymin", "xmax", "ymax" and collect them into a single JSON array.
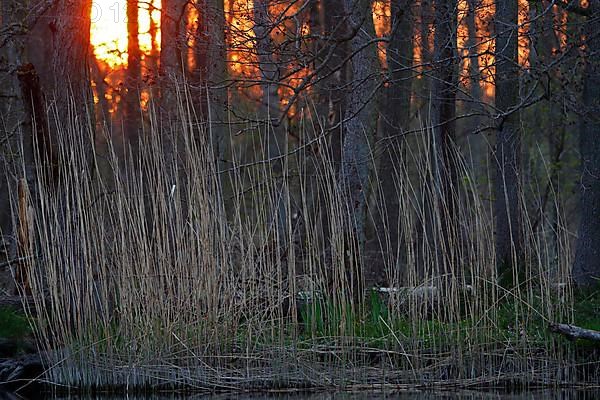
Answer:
[{"xmin": 9, "ymin": 91, "xmax": 595, "ymax": 393}]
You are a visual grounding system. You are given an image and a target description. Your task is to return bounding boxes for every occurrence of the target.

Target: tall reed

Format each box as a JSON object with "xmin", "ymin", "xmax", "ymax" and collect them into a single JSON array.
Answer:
[{"xmin": 11, "ymin": 91, "xmax": 592, "ymax": 392}]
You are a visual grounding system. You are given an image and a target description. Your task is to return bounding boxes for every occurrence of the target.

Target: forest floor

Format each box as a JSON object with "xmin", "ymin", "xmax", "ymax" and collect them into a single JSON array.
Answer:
[{"xmin": 0, "ymin": 287, "xmax": 599, "ymax": 393}]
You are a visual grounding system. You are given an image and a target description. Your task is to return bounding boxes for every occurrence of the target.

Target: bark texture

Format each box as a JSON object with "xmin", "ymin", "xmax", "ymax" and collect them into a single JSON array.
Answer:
[
  {"xmin": 124, "ymin": 0, "xmax": 141, "ymax": 137},
  {"xmin": 27, "ymin": 0, "xmax": 94, "ymax": 144},
  {"xmin": 549, "ymin": 323, "xmax": 600, "ymax": 342},
  {"xmin": 0, "ymin": 0, "xmax": 30, "ymax": 293},
  {"xmin": 373, "ymin": 0, "xmax": 413, "ymax": 285},
  {"xmin": 494, "ymin": 0, "xmax": 522, "ymax": 272},
  {"xmin": 573, "ymin": 0, "xmax": 600, "ymax": 287},
  {"xmin": 430, "ymin": 0, "xmax": 458, "ymax": 274},
  {"xmin": 385, "ymin": 0, "xmax": 413, "ymax": 138},
  {"xmin": 160, "ymin": 0, "xmax": 187, "ymax": 97},
  {"xmin": 339, "ymin": 0, "xmax": 380, "ymax": 294},
  {"xmin": 312, "ymin": 0, "xmax": 349, "ymax": 166},
  {"xmin": 204, "ymin": 0, "xmax": 229, "ymax": 168}
]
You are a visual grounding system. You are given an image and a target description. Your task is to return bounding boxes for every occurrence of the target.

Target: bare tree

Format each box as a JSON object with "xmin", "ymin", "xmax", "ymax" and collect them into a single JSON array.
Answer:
[
  {"xmin": 384, "ymin": 0, "xmax": 413, "ymax": 138},
  {"xmin": 310, "ymin": 0, "xmax": 349, "ymax": 166},
  {"xmin": 33, "ymin": 0, "xmax": 94, "ymax": 131},
  {"xmin": 494, "ymin": 0, "xmax": 522, "ymax": 272},
  {"xmin": 527, "ymin": 1, "xmax": 567, "ymax": 271},
  {"xmin": 374, "ymin": 0, "xmax": 413, "ymax": 285},
  {"xmin": 0, "ymin": 0, "xmax": 31, "ymax": 285},
  {"xmin": 430, "ymin": 0, "xmax": 458, "ymax": 273},
  {"xmin": 160, "ymin": 0, "xmax": 187, "ymax": 97},
  {"xmin": 253, "ymin": 0, "xmax": 281, "ymax": 124},
  {"xmin": 465, "ymin": 0, "xmax": 483, "ymax": 106},
  {"xmin": 338, "ymin": 0, "xmax": 380, "ymax": 296},
  {"xmin": 124, "ymin": 0, "xmax": 142, "ymax": 138},
  {"xmin": 416, "ymin": 0, "xmax": 433, "ymax": 112},
  {"xmin": 573, "ymin": 0, "xmax": 600, "ymax": 287},
  {"xmin": 203, "ymin": 0, "xmax": 229, "ymax": 169},
  {"xmin": 252, "ymin": 0, "xmax": 288, "ymax": 236},
  {"xmin": 0, "ymin": 0, "xmax": 93, "ymax": 295}
]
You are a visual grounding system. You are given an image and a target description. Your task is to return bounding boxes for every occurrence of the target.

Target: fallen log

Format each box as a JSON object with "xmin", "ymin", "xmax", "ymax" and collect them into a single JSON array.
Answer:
[
  {"xmin": 549, "ymin": 323, "xmax": 600, "ymax": 342},
  {"xmin": 374, "ymin": 285, "xmax": 475, "ymax": 296}
]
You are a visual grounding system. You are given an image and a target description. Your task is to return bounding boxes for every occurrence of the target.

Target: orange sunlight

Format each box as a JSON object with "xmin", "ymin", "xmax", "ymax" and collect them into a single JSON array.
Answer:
[{"xmin": 91, "ymin": 0, "xmax": 161, "ymax": 67}]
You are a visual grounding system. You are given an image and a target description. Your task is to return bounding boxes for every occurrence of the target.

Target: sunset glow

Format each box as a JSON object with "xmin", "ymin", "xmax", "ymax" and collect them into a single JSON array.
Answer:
[
  {"xmin": 91, "ymin": 0, "xmax": 161, "ymax": 67},
  {"xmin": 372, "ymin": 0, "xmax": 391, "ymax": 68},
  {"xmin": 88, "ymin": 0, "xmax": 553, "ymax": 114}
]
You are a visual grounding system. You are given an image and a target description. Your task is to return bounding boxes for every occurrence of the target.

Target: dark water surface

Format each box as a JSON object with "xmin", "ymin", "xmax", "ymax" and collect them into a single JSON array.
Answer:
[{"xmin": 4, "ymin": 390, "xmax": 600, "ymax": 400}]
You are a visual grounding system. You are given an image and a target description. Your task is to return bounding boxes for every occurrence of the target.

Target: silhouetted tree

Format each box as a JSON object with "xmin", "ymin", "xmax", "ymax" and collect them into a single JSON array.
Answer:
[
  {"xmin": 494, "ymin": 0, "xmax": 522, "ymax": 273},
  {"xmin": 573, "ymin": 0, "xmax": 600, "ymax": 287},
  {"xmin": 33, "ymin": 0, "xmax": 94, "ymax": 139},
  {"xmin": 374, "ymin": 0, "xmax": 413, "ymax": 285},
  {"xmin": 0, "ymin": 0, "xmax": 31, "ymax": 281},
  {"xmin": 310, "ymin": 0, "xmax": 349, "ymax": 166},
  {"xmin": 160, "ymin": 0, "xmax": 186, "ymax": 96},
  {"xmin": 431, "ymin": 0, "xmax": 458, "ymax": 274},
  {"xmin": 124, "ymin": 0, "xmax": 142, "ymax": 138},
  {"xmin": 204, "ymin": 0, "xmax": 229, "ymax": 169}
]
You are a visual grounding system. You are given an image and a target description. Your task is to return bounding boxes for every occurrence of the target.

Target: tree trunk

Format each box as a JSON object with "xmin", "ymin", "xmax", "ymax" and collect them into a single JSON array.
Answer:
[
  {"xmin": 530, "ymin": 0, "xmax": 565, "ymax": 274},
  {"xmin": 573, "ymin": 0, "xmax": 600, "ymax": 288},
  {"xmin": 160, "ymin": 0, "xmax": 187, "ymax": 99},
  {"xmin": 34, "ymin": 0, "xmax": 94, "ymax": 149},
  {"xmin": 253, "ymin": 0, "xmax": 281, "ymax": 125},
  {"xmin": 463, "ymin": 0, "xmax": 486, "ymax": 194},
  {"xmin": 205, "ymin": 0, "xmax": 228, "ymax": 171},
  {"xmin": 0, "ymin": 0, "xmax": 32, "ymax": 293},
  {"xmin": 465, "ymin": 0, "xmax": 483, "ymax": 115},
  {"xmin": 417, "ymin": 0, "xmax": 433, "ymax": 112},
  {"xmin": 158, "ymin": 0, "xmax": 187, "ymax": 181},
  {"xmin": 252, "ymin": 0, "xmax": 284, "ymax": 161},
  {"xmin": 305, "ymin": 0, "xmax": 349, "ymax": 277},
  {"xmin": 494, "ymin": 0, "xmax": 522, "ymax": 273},
  {"xmin": 385, "ymin": 0, "xmax": 413, "ymax": 138},
  {"xmin": 549, "ymin": 323, "xmax": 600, "ymax": 342},
  {"xmin": 373, "ymin": 0, "xmax": 413, "ymax": 286},
  {"xmin": 188, "ymin": 0, "xmax": 228, "ymax": 169},
  {"xmin": 253, "ymin": 0, "xmax": 288, "ymax": 238},
  {"xmin": 311, "ymin": 0, "xmax": 349, "ymax": 167},
  {"xmin": 430, "ymin": 0, "xmax": 458, "ymax": 274},
  {"xmin": 338, "ymin": 0, "xmax": 380, "ymax": 298},
  {"xmin": 124, "ymin": 0, "xmax": 141, "ymax": 138}
]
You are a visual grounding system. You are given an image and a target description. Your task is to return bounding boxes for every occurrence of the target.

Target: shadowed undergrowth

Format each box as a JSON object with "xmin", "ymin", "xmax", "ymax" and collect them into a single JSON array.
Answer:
[{"xmin": 7, "ymin": 93, "xmax": 599, "ymax": 392}]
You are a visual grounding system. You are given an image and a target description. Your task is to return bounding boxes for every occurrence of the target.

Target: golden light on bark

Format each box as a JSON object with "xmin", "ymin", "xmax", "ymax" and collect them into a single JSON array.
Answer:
[
  {"xmin": 372, "ymin": 0, "xmax": 391, "ymax": 68},
  {"xmin": 140, "ymin": 0, "xmax": 162, "ymax": 54}
]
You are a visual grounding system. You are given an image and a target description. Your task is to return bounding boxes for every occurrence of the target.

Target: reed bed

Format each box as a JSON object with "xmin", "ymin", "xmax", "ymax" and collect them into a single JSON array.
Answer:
[{"xmin": 10, "ymin": 92, "xmax": 598, "ymax": 392}]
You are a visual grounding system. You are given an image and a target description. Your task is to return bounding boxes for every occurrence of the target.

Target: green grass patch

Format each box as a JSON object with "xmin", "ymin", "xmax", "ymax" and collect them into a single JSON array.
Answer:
[
  {"xmin": 573, "ymin": 286, "xmax": 600, "ymax": 331},
  {"xmin": 0, "ymin": 306, "xmax": 31, "ymax": 338}
]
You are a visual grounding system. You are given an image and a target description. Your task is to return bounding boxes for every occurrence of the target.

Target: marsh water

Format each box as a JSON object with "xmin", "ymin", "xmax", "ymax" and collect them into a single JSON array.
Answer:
[{"xmin": 4, "ymin": 390, "xmax": 600, "ymax": 400}]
